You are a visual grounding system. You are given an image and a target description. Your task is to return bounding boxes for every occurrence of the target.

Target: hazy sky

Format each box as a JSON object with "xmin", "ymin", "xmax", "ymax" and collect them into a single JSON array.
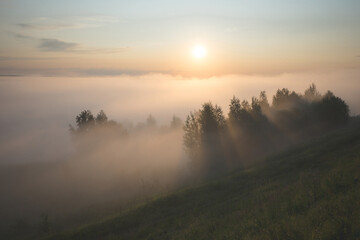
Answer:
[{"xmin": 1, "ymin": 0, "xmax": 359, "ymax": 77}]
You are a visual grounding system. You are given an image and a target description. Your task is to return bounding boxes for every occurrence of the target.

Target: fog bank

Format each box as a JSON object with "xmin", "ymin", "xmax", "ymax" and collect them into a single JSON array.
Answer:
[{"xmin": 0, "ymin": 70, "xmax": 359, "ymax": 165}]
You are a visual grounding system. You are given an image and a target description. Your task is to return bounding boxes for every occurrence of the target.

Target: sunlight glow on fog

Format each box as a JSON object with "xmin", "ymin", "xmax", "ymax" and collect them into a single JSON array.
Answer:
[{"xmin": 0, "ymin": 69, "xmax": 359, "ymax": 164}]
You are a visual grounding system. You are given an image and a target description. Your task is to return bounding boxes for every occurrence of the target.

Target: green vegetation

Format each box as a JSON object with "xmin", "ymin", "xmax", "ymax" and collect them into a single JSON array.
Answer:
[{"xmin": 45, "ymin": 120, "xmax": 360, "ymax": 240}]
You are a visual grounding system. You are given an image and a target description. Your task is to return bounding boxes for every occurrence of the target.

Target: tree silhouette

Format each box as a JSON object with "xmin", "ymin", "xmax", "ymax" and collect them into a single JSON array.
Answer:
[
  {"xmin": 183, "ymin": 103, "xmax": 227, "ymax": 176},
  {"xmin": 96, "ymin": 110, "xmax": 108, "ymax": 124},
  {"xmin": 259, "ymin": 91, "xmax": 270, "ymax": 112},
  {"xmin": 304, "ymin": 83, "xmax": 321, "ymax": 101},
  {"xmin": 146, "ymin": 114, "xmax": 157, "ymax": 128},
  {"xmin": 170, "ymin": 115, "xmax": 182, "ymax": 129},
  {"xmin": 316, "ymin": 91, "xmax": 349, "ymax": 126},
  {"xmin": 273, "ymin": 88, "xmax": 302, "ymax": 110},
  {"xmin": 227, "ymin": 94, "xmax": 275, "ymax": 161},
  {"xmin": 70, "ymin": 109, "xmax": 128, "ymax": 142},
  {"xmin": 229, "ymin": 97, "xmax": 253, "ymax": 130},
  {"xmin": 199, "ymin": 103, "xmax": 225, "ymax": 136},
  {"xmin": 75, "ymin": 110, "xmax": 95, "ymax": 132},
  {"xmin": 183, "ymin": 85, "xmax": 350, "ymax": 177},
  {"xmin": 229, "ymin": 96, "xmax": 242, "ymax": 124},
  {"xmin": 183, "ymin": 111, "xmax": 201, "ymax": 166}
]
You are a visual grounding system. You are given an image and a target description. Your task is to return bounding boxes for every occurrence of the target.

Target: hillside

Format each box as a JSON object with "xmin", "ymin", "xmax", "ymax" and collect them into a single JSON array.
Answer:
[{"xmin": 45, "ymin": 120, "xmax": 360, "ymax": 240}]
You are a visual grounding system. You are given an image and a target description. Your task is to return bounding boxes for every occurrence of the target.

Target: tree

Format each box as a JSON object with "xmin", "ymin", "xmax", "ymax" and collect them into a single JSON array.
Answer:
[
  {"xmin": 259, "ymin": 91, "xmax": 270, "ymax": 112},
  {"xmin": 96, "ymin": 110, "xmax": 108, "ymax": 124},
  {"xmin": 70, "ymin": 109, "xmax": 128, "ymax": 142},
  {"xmin": 273, "ymin": 88, "xmax": 302, "ymax": 110},
  {"xmin": 170, "ymin": 115, "xmax": 182, "ymax": 129},
  {"xmin": 273, "ymin": 88, "xmax": 290, "ymax": 107},
  {"xmin": 183, "ymin": 86, "xmax": 351, "ymax": 178},
  {"xmin": 183, "ymin": 103, "xmax": 226, "ymax": 176},
  {"xmin": 251, "ymin": 97, "xmax": 261, "ymax": 113},
  {"xmin": 227, "ymin": 94, "xmax": 274, "ymax": 161},
  {"xmin": 146, "ymin": 114, "xmax": 157, "ymax": 128},
  {"xmin": 183, "ymin": 112, "xmax": 201, "ymax": 163},
  {"xmin": 316, "ymin": 91, "xmax": 349, "ymax": 126},
  {"xmin": 228, "ymin": 97, "xmax": 253, "ymax": 130},
  {"xmin": 304, "ymin": 83, "xmax": 321, "ymax": 101},
  {"xmin": 229, "ymin": 96, "xmax": 241, "ymax": 124},
  {"xmin": 199, "ymin": 103, "xmax": 225, "ymax": 135},
  {"xmin": 75, "ymin": 110, "xmax": 95, "ymax": 132}
]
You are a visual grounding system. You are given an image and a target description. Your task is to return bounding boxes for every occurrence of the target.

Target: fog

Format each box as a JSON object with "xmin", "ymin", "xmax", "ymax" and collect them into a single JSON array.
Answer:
[
  {"xmin": 1, "ymin": 70, "xmax": 359, "ymax": 165},
  {"xmin": 0, "ymin": 70, "xmax": 359, "ymax": 235},
  {"xmin": 0, "ymin": 126, "xmax": 186, "ymax": 229}
]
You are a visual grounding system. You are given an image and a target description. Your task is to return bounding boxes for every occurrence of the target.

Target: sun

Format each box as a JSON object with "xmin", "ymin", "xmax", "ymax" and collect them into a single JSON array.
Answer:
[{"xmin": 192, "ymin": 45, "xmax": 207, "ymax": 59}]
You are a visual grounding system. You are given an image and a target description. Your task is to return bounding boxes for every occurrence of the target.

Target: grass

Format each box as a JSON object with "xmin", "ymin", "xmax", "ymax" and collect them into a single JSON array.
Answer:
[{"xmin": 43, "ymin": 121, "xmax": 360, "ymax": 240}]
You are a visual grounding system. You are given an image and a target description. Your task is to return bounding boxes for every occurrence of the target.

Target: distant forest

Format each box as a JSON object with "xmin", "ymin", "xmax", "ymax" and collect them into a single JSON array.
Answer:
[{"xmin": 70, "ymin": 84, "xmax": 349, "ymax": 178}]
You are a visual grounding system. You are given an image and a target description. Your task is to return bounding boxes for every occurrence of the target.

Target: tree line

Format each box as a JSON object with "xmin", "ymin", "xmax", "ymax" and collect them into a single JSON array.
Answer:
[
  {"xmin": 69, "ymin": 84, "xmax": 349, "ymax": 178},
  {"xmin": 183, "ymin": 84, "xmax": 349, "ymax": 177},
  {"xmin": 69, "ymin": 110, "xmax": 182, "ymax": 140}
]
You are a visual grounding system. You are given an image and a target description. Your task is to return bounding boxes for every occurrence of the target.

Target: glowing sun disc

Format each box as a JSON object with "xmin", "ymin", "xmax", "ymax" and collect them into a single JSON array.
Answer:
[{"xmin": 192, "ymin": 45, "xmax": 207, "ymax": 59}]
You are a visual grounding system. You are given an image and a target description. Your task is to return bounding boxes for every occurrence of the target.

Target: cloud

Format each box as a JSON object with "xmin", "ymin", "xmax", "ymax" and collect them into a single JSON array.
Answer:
[
  {"xmin": 38, "ymin": 38, "xmax": 78, "ymax": 52},
  {"xmin": 6, "ymin": 32, "xmax": 76, "ymax": 55},
  {"xmin": 7, "ymin": 31, "xmax": 34, "ymax": 40},
  {"xmin": 8, "ymin": 31, "xmax": 127, "ymax": 54},
  {"xmin": 70, "ymin": 68, "xmax": 155, "ymax": 76},
  {"xmin": 0, "ymin": 56, "xmax": 69, "ymax": 61},
  {"xmin": 0, "ymin": 74, "xmax": 22, "ymax": 77},
  {"xmin": 0, "ymin": 67, "xmax": 153, "ymax": 77},
  {"xmin": 17, "ymin": 23, "xmax": 79, "ymax": 31},
  {"xmin": 16, "ymin": 15, "xmax": 121, "ymax": 31},
  {"xmin": 37, "ymin": 38, "xmax": 127, "ymax": 53},
  {"xmin": 75, "ymin": 47, "xmax": 128, "ymax": 54}
]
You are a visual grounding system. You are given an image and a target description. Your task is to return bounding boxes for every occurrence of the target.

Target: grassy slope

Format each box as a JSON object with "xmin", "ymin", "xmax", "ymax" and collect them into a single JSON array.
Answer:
[{"xmin": 46, "ymin": 122, "xmax": 360, "ymax": 240}]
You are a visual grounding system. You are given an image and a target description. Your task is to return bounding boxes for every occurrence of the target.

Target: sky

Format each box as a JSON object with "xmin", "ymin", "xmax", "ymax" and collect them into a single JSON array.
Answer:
[{"xmin": 1, "ymin": 0, "xmax": 360, "ymax": 77}]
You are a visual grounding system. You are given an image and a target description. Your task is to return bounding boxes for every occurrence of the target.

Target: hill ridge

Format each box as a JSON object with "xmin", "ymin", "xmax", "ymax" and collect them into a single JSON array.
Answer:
[{"xmin": 45, "ymin": 121, "xmax": 360, "ymax": 240}]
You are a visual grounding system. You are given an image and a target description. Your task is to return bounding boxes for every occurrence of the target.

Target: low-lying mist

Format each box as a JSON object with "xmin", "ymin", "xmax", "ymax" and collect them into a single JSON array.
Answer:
[
  {"xmin": 1, "ymin": 70, "xmax": 359, "ymax": 164},
  {"xmin": 0, "ymin": 70, "xmax": 359, "ymax": 236},
  {"xmin": 0, "ymin": 124, "xmax": 187, "ymax": 228}
]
